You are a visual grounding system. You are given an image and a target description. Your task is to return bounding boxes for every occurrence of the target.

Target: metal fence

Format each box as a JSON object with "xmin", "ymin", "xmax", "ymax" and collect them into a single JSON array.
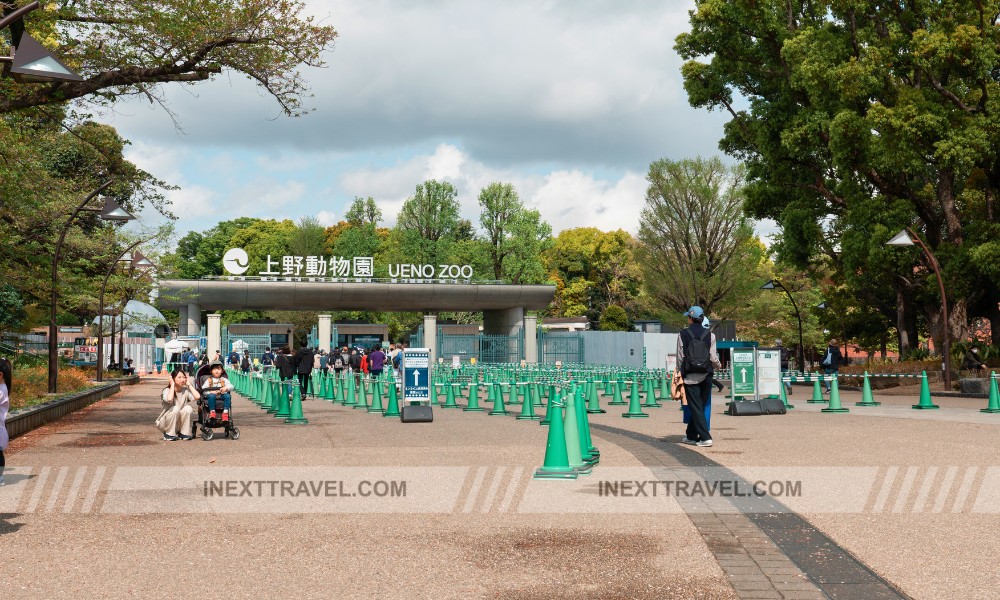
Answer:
[
  {"xmin": 538, "ymin": 331, "xmax": 585, "ymax": 363},
  {"xmin": 439, "ymin": 331, "xmax": 524, "ymax": 364},
  {"xmin": 221, "ymin": 326, "xmax": 272, "ymax": 360}
]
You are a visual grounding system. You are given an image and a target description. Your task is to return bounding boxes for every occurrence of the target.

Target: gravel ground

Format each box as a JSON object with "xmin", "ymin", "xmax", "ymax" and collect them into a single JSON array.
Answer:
[{"xmin": 1, "ymin": 380, "xmax": 735, "ymax": 600}]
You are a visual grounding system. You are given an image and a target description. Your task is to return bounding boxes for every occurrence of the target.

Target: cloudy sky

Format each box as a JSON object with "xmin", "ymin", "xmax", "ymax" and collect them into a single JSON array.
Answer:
[{"xmin": 100, "ymin": 0, "xmax": 739, "ymax": 240}]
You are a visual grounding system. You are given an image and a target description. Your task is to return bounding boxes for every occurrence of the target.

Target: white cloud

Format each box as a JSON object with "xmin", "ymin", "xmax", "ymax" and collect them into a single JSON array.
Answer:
[
  {"xmin": 338, "ymin": 143, "xmax": 646, "ymax": 232},
  {"xmin": 316, "ymin": 210, "xmax": 339, "ymax": 226}
]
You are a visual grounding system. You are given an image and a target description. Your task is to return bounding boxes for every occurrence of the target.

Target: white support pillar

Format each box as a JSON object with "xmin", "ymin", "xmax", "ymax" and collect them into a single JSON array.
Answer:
[
  {"xmin": 186, "ymin": 302, "xmax": 201, "ymax": 338},
  {"xmin": 318, "ymin": 314, "xmax": 332, "ymax": 354},
  {"xmin": 207, "ymin": 314, "xmax": 222, "ymax": 359},
  {"xmin": 524, "ymin": 314, "xmax": 538, "ymax": 364},
  {"xmin": 423, "ymin": 313, "xmax": 437, "ymax": 363}
]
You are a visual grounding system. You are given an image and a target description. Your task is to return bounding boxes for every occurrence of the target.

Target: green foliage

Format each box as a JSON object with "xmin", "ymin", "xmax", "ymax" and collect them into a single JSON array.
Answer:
[
  {"xmin": 345, "ymin": 197, "xmax": 383, "ymax": 226},
  {"xmin": 543, "ymin": 228, "xmax": 643, "ymax": 324},
  {"xmin": 477, "ymin": 182, "xmax": 552, "ymax": 284},
  {"xmin": 598, "ymin": 305, "xmax": 631, "ymax": 331},
  {"xmin": 0, "ymin": 284, "xmax": 27, "ymax": 331},
  {"xmin": 288, "ymin": 216, "xmax": 326, "ymax": 257},
  {"xmin": 675, "ymin": 0, "xmax": 1000, "ymax": 354},
  {"xmin": 638, "ymin": 156, "xmax": 765, "ymax": 320},
  {"xmin": 1, "ymin": 0, "xmax": 337, "ymax": 116}
]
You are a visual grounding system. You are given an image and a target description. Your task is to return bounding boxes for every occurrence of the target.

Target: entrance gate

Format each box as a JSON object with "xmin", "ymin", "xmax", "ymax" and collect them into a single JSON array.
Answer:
[
  {"xmin": 221, "ymin": 326, "xmax": 271, "ymax": 361},
  {"xmin": 538, "ymin": 331, "xmax": 585, "ymax": 364}
]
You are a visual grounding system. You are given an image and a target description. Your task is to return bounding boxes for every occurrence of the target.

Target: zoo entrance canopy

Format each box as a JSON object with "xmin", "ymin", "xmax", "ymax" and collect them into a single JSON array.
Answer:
[{"xmin": 156, "ymin": 279, "xmax": 555, "ymax": 312}]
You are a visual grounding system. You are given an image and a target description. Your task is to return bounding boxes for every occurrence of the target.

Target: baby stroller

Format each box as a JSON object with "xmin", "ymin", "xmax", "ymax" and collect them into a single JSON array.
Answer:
[{"xmin": 194, "ymin": 362, "xmax": 241, "ymax": 441}]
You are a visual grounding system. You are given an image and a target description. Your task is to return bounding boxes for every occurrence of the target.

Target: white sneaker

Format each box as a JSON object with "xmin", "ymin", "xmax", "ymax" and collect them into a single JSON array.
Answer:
[
  {"xmin": 681, "ymin": 437, "xmax": 697, "ymax": 445},
  {"xmin": 696, "ymin": 439, "xmax": 714, "ymax": 447},
  {"xmin": 0, "ymin": 475, "xmax": 5, "ymax": 486}
]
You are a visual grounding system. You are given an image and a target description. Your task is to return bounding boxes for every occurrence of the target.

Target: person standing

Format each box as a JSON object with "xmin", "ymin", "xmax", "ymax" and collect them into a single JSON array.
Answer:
[
  {"xmin": 293, "ymin": 344, "xmax": 315, "ymax": 398},
  {"xmin": 228, "ymin": 348, "xmax": 241, "ymax": 369},
  {"xmin": 0, "ymin": 358, "xmax": 11, "ymax": 485},
  {"xmin": 820, "ymin": 339, "xmax": 843, "ymax": 394},
  {"xmin": 676, "ymin": 306, "xmax": 722, "ymax": 448},
  {"xmin": 349, "ymin": 348, "xmax": 362, "ymax": 388},
  {"xmin": 369, "ymin": 345, "xmax": 386, "ymax": 378},
  {"xmin": 260, "ymin": 347, "xmax": 275, "ymax": 375}
]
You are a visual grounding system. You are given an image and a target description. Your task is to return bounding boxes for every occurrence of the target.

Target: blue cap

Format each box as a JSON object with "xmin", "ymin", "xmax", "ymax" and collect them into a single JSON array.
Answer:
[{"xmin": 684, "ymin": 306, "xmax": 704, "ymax": 319}]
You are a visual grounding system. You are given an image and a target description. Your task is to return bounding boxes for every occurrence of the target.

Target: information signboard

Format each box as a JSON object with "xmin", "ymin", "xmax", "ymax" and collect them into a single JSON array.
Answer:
[
  {"xmin": 730, "ymin": 348, "xmax": 757, "ymax": 399},
  {"xmin": 402, "ymin": 348, "xmax": 431, "ymax": 404},
  {"xmin": 756, "ymin": 348, "xmax": 781, "ymax": 398},
  {"xmin": 666, "ymin": 354, "xmax": 677, "ymax": 372}
]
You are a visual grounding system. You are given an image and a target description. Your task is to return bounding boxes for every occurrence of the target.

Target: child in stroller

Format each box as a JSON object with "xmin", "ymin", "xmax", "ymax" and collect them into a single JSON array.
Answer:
[{"xmin": 195, "ymin": 361, "xmax": 240, "ymax": 441}]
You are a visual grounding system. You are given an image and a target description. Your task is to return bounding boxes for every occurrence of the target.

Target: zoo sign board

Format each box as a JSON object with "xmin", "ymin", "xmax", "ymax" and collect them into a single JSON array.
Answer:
[{"xmin": 222, "ymin": 248, "xmax": 474, "ymax": 280}]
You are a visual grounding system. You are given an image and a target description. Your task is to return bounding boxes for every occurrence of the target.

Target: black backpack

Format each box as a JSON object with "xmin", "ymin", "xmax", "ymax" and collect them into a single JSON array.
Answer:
[
  {"xmin": 681, "ymin": 327, "xmax": 712, "ymax": 374},
  {"xmin": 241, "ymin": 356, "xmax": 250, "ymax": 370}
]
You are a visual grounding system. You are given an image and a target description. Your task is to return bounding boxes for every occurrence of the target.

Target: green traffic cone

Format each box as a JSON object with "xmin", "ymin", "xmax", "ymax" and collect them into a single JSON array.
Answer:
[
  {"xmin": 368, "ymin": 379, "xmax": 385, "ymax": 413},
  {"xmin": 563, "ymin": 389, "xmax": 591, "ymax": 474},
  {"xmin": 489, "ymin": 382, "xmax": 511, "ymax": 415},
  {"xmin": 540, "ymin": 385, "xmax": 556, "ymax": 425},
  {"xmin": 586, "ymin": 380, "xmax": 606, "ymax": 414},
  {"xmin": 517, "ymin": 384, "xmax": 540, "ymax": 420},
  {"xmin": 659, "ymin": 374, "xmax": 669, "ymax": 401},
  {"xmin": 383, "ymin": 380, "xmax": 401, "ymax": 417},
  {"xmin": 982, "ymin": 372, "xmax": 1000, "ymax": 413},
  {"xmin": 779, "ymin": 377, "xmax": 794, "ymax": 410},
  {"xmin": 821, "ymin": 376, "xmax": 849, "ymax": 413},
  {"xmin": 608, "ymin": 380, "xmax": 627, "ymax": 406},
  {"xmin": 442, "ymin": 382, "xmax": 460, "ymax": 409},
  {"xmin": 856, "ymin": 371, "xmax": 880, "ymax": 406},
  {"xmin": 533, "ymin": 396, "xmax": 577, "ymax": 480},
  {"xmin": 465, "ymin": 380, "xmax": 484, "ymax": 412},
  {"xmin": 622, "ymin": 379, "xmax": 649, "ymax": 418},
  {"xmin": 533, "ymin": 383, "xmax": 544, "ymax": 407},
  {"xmin": 353, "ymin": 377, "xmax": 368, "ymax": 410},
  {"xmin": 642, "ymin": 377, "xmax": 662, "ymax": 408},
  {"xmin": 266, "ymin": 380, "xmax": 284, "ymax": 414},
  {"xmin": 262, "ymin": 378, "xmax": 276, "ymax": 411},
  {"xmin": 809, "ymin": 375, "xmax": 826, "ymax": 403},
  {"xmin": 285, "ymin": 384, "xmax": 309, "ymax": 424},
  {"xmin": 274, "ymin": 381, "xmax": 292, "ymax": 418},
  {"xmin": 430, "ymin": 382, "xmax": 440, "ymax": 405},
  {"xmin": 913, "ymin": 371, "xmax": 940, "ymax": 409},
  {"xmin": 574, "ymin": 387, "xmax": 598, "ymax": 466}
]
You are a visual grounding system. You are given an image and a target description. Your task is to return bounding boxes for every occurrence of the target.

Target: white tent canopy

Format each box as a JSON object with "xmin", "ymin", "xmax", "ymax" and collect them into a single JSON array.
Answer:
[{"xmin": 163, "ymin": 339, "xmax": 190, "ymax": 354}]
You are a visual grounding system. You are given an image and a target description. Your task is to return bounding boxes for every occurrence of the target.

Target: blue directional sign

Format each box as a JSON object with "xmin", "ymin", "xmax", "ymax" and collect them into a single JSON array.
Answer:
[{"xmin": 402, "ymin": 348, "xmax": 431, "ymax": 404}]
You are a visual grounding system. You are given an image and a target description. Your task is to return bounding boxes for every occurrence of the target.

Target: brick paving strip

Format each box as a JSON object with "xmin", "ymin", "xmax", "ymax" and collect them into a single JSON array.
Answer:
[{"xmin": 591, "ymin": 424, "xmax": 911, "ymax": 600}]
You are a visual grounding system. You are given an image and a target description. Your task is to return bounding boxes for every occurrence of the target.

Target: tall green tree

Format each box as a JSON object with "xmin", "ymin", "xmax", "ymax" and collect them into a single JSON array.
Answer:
[
  {"xmin": 288, "ymin": 216, "xmax": 326, "ymax": 257},
  {"xmin": 637, "ymin": 157, "xmax": 764, "ymax": 319},
  {"xmin": 345, "ymin": 197, "xmax": 383, "ymax": 226},
  {"xmin": 395, "ymin": 180, "xmax": 470, "ymax": 266},
  {"xmin": 676, "ymin": 0, "xmax": 1000, "ymax": 354},
  {"xmin": 477, "ymin": 182, "xmax": 552, "ymax": 284}
]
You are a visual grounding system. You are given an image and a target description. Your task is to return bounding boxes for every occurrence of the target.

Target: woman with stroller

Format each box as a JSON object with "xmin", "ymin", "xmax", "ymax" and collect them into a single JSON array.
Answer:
[{"xmin": 158, "ymin": 368, "xmax": 199, "ymax": 441}]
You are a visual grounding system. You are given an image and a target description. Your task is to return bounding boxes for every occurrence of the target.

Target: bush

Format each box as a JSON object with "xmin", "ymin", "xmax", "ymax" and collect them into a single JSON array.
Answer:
[
  {"xmin": 599, "ymin": 305, "xmax": 631, "ymax": 331},
  {"xmin": 9, "ymin": 364, "xmax": 93, "ymax": 411}
]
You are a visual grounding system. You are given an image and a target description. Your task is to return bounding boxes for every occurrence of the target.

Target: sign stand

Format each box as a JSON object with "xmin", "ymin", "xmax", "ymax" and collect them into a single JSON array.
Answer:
[
  {"xmin": 730, "ymin": 348, "xmax": 758, "ymax": 401},
  {"xmin": 401, "ymin": 348, "xmax": 433, "ymax": 422}
]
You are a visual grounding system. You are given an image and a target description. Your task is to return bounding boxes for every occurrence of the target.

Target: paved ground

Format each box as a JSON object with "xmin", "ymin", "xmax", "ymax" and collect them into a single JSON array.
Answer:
[{"xmin": 1, "ymin": 377, "xmax": 998, "ymax": 599}]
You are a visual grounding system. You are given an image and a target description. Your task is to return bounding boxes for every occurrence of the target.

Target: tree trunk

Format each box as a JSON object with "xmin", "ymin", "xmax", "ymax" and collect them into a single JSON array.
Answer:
[
  {"xmin": 990, "ymin": 300, "xmax": 1000, "ymax": 347},
  {"xmin": 925, "ymin": 298, "xmax": 968, "ymax": 358},
  {"xmin": 896, "ymin": 290, "xmax": 918, "ymax": 358}
]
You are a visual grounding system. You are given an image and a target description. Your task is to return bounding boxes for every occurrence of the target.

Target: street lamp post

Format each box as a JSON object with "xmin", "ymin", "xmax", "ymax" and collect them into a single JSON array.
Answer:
[
  {"xmin": 48, "ymin": 181, "xmax": 135, "ymax": 393},
  {"xmin": 97, "ymin": 245, "xmax": 154, "ymax": 382},
  {"xmin": 886, "ymin": 228, "xmax": 952, "ymax": 389},
  {"xmin": 761, "ymin": 279, "xmax": 805, "ymax": 371}
]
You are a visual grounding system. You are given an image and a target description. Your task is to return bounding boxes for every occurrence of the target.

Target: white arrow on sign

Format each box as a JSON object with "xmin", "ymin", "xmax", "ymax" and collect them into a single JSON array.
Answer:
[
  {"xmin": 740, "ymin": 367, "xmax": 747, "ymax": 383},
  {"xmin": 412, "ymin": 369, "xmax": 421, "ymax": 387}
]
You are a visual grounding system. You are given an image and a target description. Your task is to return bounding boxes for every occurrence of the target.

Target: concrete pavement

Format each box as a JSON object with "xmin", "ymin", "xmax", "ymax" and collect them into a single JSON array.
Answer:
[{"xmin": 1, "ymin": 377, "xmax": 998, "ymax": 599}]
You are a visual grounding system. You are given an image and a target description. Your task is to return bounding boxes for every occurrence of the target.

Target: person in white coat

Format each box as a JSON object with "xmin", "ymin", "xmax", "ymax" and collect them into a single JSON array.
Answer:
[
  {"xmin": 157, "ymin": 368, "xmax": 199, "ymax": 441},
  {"xmin": 0, "ymin": 358, "xmax": 11, "ymax": 485}
]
